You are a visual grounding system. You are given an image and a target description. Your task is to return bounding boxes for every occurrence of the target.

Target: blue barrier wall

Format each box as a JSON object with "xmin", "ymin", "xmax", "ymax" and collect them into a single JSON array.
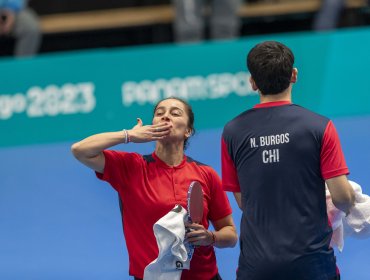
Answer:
[{"xmin": 1, "ymin": 28, "xmax": 370, "ymax": 147}]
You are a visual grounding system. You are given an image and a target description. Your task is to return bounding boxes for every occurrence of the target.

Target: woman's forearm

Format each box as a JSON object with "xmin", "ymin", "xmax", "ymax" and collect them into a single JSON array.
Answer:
[
  {"xmin": 71, "ymin": 131, "xmax": 125, "ymax": 159},
  {"xmin": 212, "ymin": 225, "xmax": 238, "ymax": 248}
]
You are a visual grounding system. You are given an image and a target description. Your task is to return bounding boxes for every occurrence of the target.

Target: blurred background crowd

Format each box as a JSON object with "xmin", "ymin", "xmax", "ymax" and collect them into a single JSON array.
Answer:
[{"xmin": 1, "ymin": 0, "xmax": 370, "ymax": 57}]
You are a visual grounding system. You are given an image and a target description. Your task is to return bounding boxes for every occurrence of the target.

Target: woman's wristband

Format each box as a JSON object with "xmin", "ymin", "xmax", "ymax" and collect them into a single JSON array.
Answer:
[
  {"xmin": 122, "ymin": 129, "xmax": 131, "ymax": 144},
  {"xmin": 208, "ymin": 230, "xmax": 216, "ymax": 246}
]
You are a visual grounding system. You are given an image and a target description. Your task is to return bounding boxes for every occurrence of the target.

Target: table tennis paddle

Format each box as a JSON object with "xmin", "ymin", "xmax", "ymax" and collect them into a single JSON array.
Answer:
[{"xmin": 187, "ymin": 181, "xmax": 204, "ymax": 224}]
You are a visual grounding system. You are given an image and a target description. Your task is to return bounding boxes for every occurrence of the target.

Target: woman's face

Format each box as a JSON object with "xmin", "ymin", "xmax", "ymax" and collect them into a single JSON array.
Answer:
[{"xmin": 153, "ymin": 99, "xmax": 192, "ymax": 143}]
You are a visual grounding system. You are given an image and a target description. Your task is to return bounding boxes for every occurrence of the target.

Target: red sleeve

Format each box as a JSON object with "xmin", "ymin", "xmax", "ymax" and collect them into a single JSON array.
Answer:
[
  {"xmin": 320, "ymin": 121, "xmax": 349, "ymax": 179},
  {"xmin": 221, "ymin": 137, "xmax": 241, "ymax": 192},
  {"xmin": 207, "ymin": 167, "xmax": 233, "ymax": 222},
  {"xmin": 95, "ymin": 150, "xmax": 142, "ymax": 192}
]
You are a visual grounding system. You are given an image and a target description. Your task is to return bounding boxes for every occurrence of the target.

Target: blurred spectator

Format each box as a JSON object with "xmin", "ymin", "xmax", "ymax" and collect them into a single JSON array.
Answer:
[
  {"xmin": 0, "ymin": 0, "xmax": 41, "ymax": 56},
  {"xmin": 313, "ymin": 0, "xmax": 345, "ymax": 30},
  {"xmin": 173, "ymin": 0, "xmax": 241, "ymax": 42}
]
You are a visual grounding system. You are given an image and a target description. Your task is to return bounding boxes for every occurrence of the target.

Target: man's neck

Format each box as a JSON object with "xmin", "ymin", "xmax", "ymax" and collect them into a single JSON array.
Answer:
[{"xmin": 259, "ymin": 87, "xmax": 292, "ymax": 104}]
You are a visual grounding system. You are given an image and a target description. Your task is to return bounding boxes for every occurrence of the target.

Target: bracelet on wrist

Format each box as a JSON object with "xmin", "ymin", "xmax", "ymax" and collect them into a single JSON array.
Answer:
[
  {"xmin": 209, "ymin": 230, "xmax": 216, "ymax": 246},
  {"xmin": 122, "ymin": 129, "xmax": 130, "ymax": 144}
]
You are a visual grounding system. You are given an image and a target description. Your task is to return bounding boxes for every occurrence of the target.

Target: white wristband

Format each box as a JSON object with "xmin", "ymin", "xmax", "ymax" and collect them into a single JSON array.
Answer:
[{"xmin": 122, "ymin": 129, "xmax": 129, "ymax": 144}]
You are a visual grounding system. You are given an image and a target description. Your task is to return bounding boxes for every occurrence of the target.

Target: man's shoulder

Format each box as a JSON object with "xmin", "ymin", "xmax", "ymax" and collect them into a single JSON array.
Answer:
[
  {"xmin": 224, "ymin": 108, "xmax": 254, "ymax": 132},
  {"xmin": 291, "ymin": 104, "xmax": 330, "ymax": 122}
]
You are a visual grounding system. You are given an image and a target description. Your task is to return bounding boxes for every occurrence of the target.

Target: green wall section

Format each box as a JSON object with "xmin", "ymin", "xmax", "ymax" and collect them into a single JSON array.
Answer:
[{"xmin": 1, "ymin": 28, "xmax": 370, "ymax": 147}]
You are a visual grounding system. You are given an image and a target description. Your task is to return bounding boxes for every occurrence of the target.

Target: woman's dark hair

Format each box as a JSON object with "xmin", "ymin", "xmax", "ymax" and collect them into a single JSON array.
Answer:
[
  {"xmin": 153, "ymin": 97, "xmax": 195, "ymax": 150},
  {"xmin": 247, "ymin": 41, "xmax": 295, "ymax": 95}
]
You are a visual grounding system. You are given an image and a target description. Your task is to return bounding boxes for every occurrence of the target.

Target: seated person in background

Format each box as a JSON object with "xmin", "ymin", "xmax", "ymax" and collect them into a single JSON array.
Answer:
[
  {"xmin": 0, "ymin": 0, "xmax": 41, "ymax": 56},
  {"xmin": 313, "ymin": 0, "xmax": 344, "ymax": 30},
  {"xmin": 173, "ymin": 0, "xmax": 241, "ymax": 42}
]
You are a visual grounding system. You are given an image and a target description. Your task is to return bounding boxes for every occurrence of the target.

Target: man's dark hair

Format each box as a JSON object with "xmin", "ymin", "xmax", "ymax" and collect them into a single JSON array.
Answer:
[
  {"xmin": 153, "ymin": 97, "xmax": 195, "ymax": 150},
  {"xmin": 247, "ymin": 41, "xmax": 295, "ymax": 95}
]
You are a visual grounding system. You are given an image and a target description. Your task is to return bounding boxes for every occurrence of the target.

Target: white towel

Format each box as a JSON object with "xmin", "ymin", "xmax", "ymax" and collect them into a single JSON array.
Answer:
[
  {"xmin": 326, "ymin": 188, "xmax": 346, "ymax": 251},
  {"xmin": 143, "ymin": 205, "xmax": 192, "ymax": 280},
  {"xmin": 327, "ymin": 180, "xmax": 370, "ymax": 252}
]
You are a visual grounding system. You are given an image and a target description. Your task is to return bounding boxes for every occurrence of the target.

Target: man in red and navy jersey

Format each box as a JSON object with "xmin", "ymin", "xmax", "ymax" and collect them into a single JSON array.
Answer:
[{"xmin": 222, "ymin": 41, "xmax": 355, "ymax": 280}]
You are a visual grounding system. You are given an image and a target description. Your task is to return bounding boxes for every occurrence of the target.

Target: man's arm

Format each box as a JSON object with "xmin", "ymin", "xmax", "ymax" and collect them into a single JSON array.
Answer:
[
  {"xmin": 233, "ymin": 192, "xmax": 242, "ymax": 210},
  {"xmin": 326, "ymin": 175, "xmax": 355, "ymax": 214}
]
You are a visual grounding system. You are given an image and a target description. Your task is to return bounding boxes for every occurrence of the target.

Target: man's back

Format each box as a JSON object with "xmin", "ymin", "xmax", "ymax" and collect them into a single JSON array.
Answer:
[
  {"xmin": 222, "ymin": 102, "xmax": 340, "ymax": 279},
  {"xmin": 222, "ymin": 40, "xmax": 353, "ymax": 280}
]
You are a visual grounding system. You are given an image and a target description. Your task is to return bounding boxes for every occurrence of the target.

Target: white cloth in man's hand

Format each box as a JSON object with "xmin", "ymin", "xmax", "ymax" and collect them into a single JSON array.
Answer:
[{"xmin": 327, "ymin": 180, "xmax": 370, "ymax": 251}]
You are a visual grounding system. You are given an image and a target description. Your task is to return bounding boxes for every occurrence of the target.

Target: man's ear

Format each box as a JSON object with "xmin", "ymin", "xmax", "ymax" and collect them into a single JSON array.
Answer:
[
  {"xmin": 291, "ymin": 68, "xmax": 298, "ymax": 83},
  {"xmin": 250, "ymin": 76, "xmax": 258, "ymax": 91}
]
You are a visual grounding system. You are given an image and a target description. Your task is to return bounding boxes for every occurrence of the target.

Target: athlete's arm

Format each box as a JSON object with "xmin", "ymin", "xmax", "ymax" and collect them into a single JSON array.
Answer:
[
  {"xmin": 326, "ymin": 175, "xmax": 355, "ymax": 215},
  {"xmin": 211, "ymin": 214, "xmax": 238, "ymax": 248},
  {"xmin": 71, "ymin": 119, "xmax": 171, "ymax": 173},
  {"xmin": 71, "ymin": 131, "xmax": 125, "ymax": 173},
  {"xmin": 186, "ymin": 214, "xmax": 238, "ymax": 248},
  {"xmin": 233, "ymin": 192, "xmax": 242, "ymax": 210}
]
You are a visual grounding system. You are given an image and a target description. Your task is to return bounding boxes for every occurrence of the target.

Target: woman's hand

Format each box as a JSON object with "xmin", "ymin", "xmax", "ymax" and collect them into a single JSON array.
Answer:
[
  {"xmin": 185, "ymin": 222, "xmax": 214, "ymax": 247},
  {"xmin": 186, "ymin": 215, "xmax": 238, "ymax": 248},
  {"xmin": 128, "ymin": 118, "xmax": 172, "ymax": 143}
]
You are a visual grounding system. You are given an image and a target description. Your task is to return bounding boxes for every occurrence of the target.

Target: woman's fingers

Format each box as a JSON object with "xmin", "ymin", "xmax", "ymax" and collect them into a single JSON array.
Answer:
[
  {"xmin": 184, "ymin": 222, "xmax": 212, "ymax": 246},
  {"xmin": 152, "ymin": 122, "xmax": 172, "ymax": 132},
  {"xmin": 186, "ymin": 230, "xmax": 204, "ymax": 239},
  {"xmin": 150, "ymin": 123, "xmax": 172, "ymax": 138},
  {"xmin": 129, "ymin": 120, "xmax": 172, "ymax": 143},
  {"xmin": 185, "ymin": 229, "xmax": 210, "ymax": 246},
  {"xmin": 186, "ymin": 222, "xmax": 204, "ymax": 230}
]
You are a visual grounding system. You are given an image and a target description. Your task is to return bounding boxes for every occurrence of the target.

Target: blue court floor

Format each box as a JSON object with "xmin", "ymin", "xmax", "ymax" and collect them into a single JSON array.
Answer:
[{"xmin": 0, "ymin": 115, "xmax": 369, "ymax": 279}]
